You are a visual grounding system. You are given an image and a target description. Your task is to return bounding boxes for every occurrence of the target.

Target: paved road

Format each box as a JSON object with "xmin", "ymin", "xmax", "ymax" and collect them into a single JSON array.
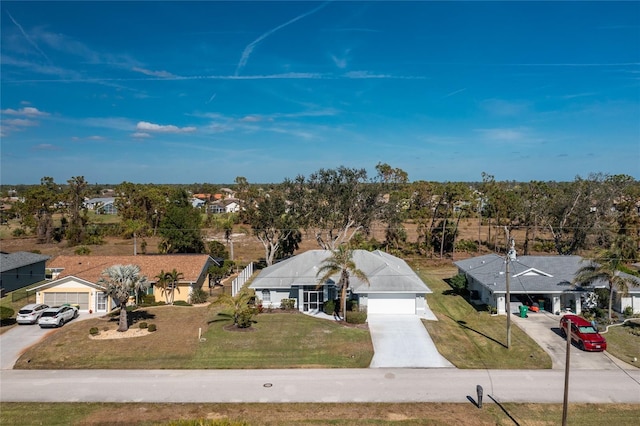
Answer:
[{"xmin": 1, "ymin": 368, "xmax": 639, "ymax": 403}]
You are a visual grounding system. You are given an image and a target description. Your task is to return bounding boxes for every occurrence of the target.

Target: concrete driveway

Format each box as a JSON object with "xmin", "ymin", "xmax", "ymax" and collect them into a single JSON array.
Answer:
[
  {"xmin": 367, "ymin": 314, "xmax": 454, "ymax": 368},
  {"xmin": 511, "ymin": 311, "xmax": 636, "ymax": 370},
  {"xmin": 0, "ymin": 312, "xmax": 92, "ymax": 369}
]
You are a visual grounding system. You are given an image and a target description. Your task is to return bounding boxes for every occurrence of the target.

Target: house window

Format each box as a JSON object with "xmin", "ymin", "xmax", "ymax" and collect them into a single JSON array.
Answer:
[{"xmin": 262, "ymin": 290, "xmax": 271, "ymax": 303}]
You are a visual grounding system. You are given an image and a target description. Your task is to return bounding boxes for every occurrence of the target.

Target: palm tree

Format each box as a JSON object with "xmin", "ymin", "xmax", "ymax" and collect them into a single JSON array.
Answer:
[
  {"xmin": 154, "ymin": 269, "xmax": 170, "ymax": 304},
  {"xmin": 214, "ymin": 288, "xmax": 257, "ymax": 328},
  {"xmin": 164, "ymin": 268, "xmax": 184, "ymax": 305},
  {"xmin": 573, "ymin": 246, "xmax": 639, "ymax": 323},
  {"xmin": 98, "ymin": 264, "xmax": 149, "ymax": 332},
  {"xmin": 316, "ymin": 245, "xmax": 369, "ymax": 320}
]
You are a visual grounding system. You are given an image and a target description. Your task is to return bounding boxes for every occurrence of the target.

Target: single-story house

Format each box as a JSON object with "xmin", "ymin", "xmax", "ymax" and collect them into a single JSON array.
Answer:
[
  {"xmin": 249, "ymin": 250, "xmax": 433, "ymax": 316},
  {"xmin": 454, "ymin": 254, "xmax": 640, "ymax": 316},
  {"xmin": 0, "ymin": 251, "xmax": 50, "ymax": 295},
  {"xmin": 33, "ymin": 254, "xmax": 219, "ymax": 313},
  {"xmin": 207, "ymin": 199, "xmax": 241, "ymax": 214},
  {"xmin": 84, "ymin": 197, "xmax": 117, "ymax": 215}
]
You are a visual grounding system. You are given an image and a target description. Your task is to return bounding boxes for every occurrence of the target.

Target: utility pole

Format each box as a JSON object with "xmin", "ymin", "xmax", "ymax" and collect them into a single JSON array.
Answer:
[
  {"xmin": 505, "ymin": 227, "xmax": 515, "ymax": 349},
  {"xmin": 562, "ymin": 318, "xmax": 571, "ymax": 425}
]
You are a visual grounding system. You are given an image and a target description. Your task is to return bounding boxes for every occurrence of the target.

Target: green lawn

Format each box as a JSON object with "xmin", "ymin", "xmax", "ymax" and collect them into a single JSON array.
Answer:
[
  {"xmin": 14, "ymin": 305, "xmax": 373, "ymax": 369},
  {"xmin": 601, "ymin": 319, "xmax": 640, "ymax": 366},
  {"xmin": 2, "ymin": 402, "xmax": 639, "ymax": 426},
  {"xmin": 415, "ymin": 265, "xmax": 552, "ymax": 369},
  {"xmin": 188, "ymin": 311, "xmax": 373, "ymax": 368}
]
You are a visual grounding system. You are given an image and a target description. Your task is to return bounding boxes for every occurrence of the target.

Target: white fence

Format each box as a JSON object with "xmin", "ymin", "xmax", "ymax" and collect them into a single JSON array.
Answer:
[{"xmin": 232, "ymin": 262, "xmax": 254, "ymax": 296}]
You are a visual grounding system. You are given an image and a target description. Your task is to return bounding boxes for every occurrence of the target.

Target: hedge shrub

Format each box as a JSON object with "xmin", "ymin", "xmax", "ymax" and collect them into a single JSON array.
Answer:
[{"xmin": 0, "ymin": 306, "xmax": 15, "ymax": 321}]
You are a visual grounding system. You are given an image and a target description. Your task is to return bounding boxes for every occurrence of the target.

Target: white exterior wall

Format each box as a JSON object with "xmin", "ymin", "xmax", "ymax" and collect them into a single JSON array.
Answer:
[
  {"xmin": 496, "ymin": 294, "xmax": 506, "ymax": 315},
  {"xmin": 619, "ymin": 295, "xmax": 640, "ymax": 314},
  {"xmin": 256, "ymin": 289, "xmax": 291, "ymax": 309},
  {"xmin": 36, "ymin": 279, "xmax": 112, "ymax": 313}
]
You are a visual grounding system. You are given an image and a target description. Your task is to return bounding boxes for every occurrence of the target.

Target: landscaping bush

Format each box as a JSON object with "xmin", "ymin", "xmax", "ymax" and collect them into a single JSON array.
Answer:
[
  {"xmin": 12, "ymin": 228, "xmax": 26, "ymax": 237},
  {"xmin": 236, "ymin": 307, "xmax": 258, "ymax": 328},
  {"xmin": 138, "ymin": 322, "xmax": 148, "ymax": 329},
  {"xmin": 141, "ymin": 294, "xmax": 156, "ymax": 305},
  {"xmin": 148, "ymin": 324, "xmax": 157, "ymax": 332},
  {"xmin": 173, "ymin": 300, "xmax": 192, "ymax": 307},
  {"xmin": 323, "ymin": 299, "xmax": 336, "ymax": 316},
  {"xmin": 1, "ymin": 306, "xmax": 15, "ymax": 321},
  {"xmin": 531, "ymin": 240, "xmax": 555, "ymax": 253},
  {"xmin": 89, "ymin": 327, "xmax": 99, "ymax": 335},
  {"xmin": 346, "ymin": 310, "xmax": 367, "ymax": 324},
  {"xmin": 190, "ymin": 288, "xmax": 209, "ymax": 304},
  {"xmin": 455, "ymin": 239, "xmax": 478, "ymax": 253},
  {"xmin": 280, "ymin": 298, "xmax": 296, "ymax": 310},
  {"xmin": 623, "ymin": 306, "xmax": 634, "ymax": 318},
  {"xmin": 74, "ymin": 245, "xmax": 91, "ymax": 255},
  {"xmin": 449, "ymin": 273, "xmax": 467, "ymax": 295}
]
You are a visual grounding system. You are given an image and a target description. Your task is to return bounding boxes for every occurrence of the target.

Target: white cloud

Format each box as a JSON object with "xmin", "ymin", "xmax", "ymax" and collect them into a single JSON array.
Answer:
[
  {"xmin": 136, "ymin": 121, "xmax": 196, "ymax": 133},
  {"xmin": 0, "ymin": 106, "xmax": 49, "ymax": 135},
  {"xmin": 241, "ymin": 115, "xmax": 262, "ymax": 122},
  {"xmin": 3, "ymin": 118, "xmax": 37, "ymax": 127},
  {"xmin": 1, "ymin": 106, "xmax": 49, "ymax": 116},
  {"xmin": 132, "ymin": 67, "xmax": 177, "ymax": 78},
  {"xmin": 331, "ymin": 49, "xmax": 351, "ymax": 69},
  {"xmin": 131, "ymin": 132, "xmax": 151, "ymax": 139}
]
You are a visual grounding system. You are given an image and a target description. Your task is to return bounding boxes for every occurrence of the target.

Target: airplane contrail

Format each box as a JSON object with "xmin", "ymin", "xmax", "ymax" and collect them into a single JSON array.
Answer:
[
  {"xmin": 235, "ymin": 1, "xmax": 331, "ymax": 76},
  {"xmin": 6, "ymin": 10, "xmax": 51, "ymax": 63}
]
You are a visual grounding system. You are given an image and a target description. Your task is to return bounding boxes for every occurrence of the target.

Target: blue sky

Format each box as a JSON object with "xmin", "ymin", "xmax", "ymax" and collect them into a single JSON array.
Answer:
[{"xmin": 1, "ymin": 1, "xmax": 638, "ymax": 185}]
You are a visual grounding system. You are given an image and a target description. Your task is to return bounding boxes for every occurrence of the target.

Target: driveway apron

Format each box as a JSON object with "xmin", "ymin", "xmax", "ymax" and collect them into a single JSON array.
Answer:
[
  {"xmin": 367, "ymin": 314, "xmax": 454, "ymax": 368},
  {"xmin": 0, "ymin": 312, "xmax": 92, "ymax": 369},
  {"xmin": 510, "ymin": 311, "xmax": 636, "ymax": 370}
]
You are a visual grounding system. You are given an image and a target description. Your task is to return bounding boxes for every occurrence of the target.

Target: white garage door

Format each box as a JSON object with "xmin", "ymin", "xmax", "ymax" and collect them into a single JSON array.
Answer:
[
  {"xmin": 367, "ymin": 293, "xmax": 415, "ymax": 314},
  {"xmin": 44, "ymin": 292, "xmax": 90, "ymax": 310}
]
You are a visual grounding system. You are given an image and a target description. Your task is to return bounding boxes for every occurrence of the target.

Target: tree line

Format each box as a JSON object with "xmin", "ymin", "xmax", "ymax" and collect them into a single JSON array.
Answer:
[{"xmin": 3, "ymin": 167, "xmax": 639, "ymax": 266}]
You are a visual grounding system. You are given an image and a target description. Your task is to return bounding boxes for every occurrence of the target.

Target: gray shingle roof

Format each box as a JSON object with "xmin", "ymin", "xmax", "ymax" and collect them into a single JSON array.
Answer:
[
  {"xmin": 0, "ymin": 251, "xmax": 50, "ymax": 273},
  {"xmin": 249, "ymin": 249, "xmax": 431, "ymax": 294},
  {"xmin": 454, "ymin": 254, "xmax": 640, "ymax": 294}
]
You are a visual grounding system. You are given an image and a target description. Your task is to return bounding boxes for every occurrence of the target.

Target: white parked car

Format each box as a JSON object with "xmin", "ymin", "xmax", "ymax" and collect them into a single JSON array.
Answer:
[
  {"xmin": 16, "ymin": 303, "xmax": 50, "ymax": 324},
  {"xmin": 38, "ymin": 305, "xmax": 78, "ymax": 328}
]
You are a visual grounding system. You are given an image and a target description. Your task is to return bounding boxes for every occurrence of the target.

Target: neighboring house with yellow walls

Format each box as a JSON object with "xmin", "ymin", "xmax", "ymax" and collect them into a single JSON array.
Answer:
[{"xmin": 34, "ymin": 254, "xmax": 220, "ymax": 313}]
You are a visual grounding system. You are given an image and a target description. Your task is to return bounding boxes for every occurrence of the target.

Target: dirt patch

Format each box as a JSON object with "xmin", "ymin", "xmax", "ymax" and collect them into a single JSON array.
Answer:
[
  {"xmin": 222, "ymin": 324, "xmax": 256, "ymax": 332},
  {"xmin": 89, "ymin": 328, "xmax": 152, "ymax": 340}
]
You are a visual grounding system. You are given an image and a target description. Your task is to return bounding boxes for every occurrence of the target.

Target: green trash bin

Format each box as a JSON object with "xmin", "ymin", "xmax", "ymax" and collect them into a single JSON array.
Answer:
[{"xmin": 519, "ymin": 305, "xmax": 528, "ymax": 318}]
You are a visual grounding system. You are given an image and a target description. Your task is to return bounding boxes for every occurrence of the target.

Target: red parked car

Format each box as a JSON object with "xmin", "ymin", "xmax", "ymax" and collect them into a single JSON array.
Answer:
[{"xmin": 559, "ymin": 314, "xmax": 607, "ymax": 352}]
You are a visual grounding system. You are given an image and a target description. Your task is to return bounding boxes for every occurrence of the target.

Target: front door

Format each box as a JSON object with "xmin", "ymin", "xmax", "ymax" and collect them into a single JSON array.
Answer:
[{"xmin": 303, "ymin": 290, "xmax": 323, "ymax": 312}]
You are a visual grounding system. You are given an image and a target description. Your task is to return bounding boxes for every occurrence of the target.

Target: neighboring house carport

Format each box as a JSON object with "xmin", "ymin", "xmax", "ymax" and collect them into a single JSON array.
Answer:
[{"xmin": 454, "ymin": 254, "xmax": 640, "ymax": 316}]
